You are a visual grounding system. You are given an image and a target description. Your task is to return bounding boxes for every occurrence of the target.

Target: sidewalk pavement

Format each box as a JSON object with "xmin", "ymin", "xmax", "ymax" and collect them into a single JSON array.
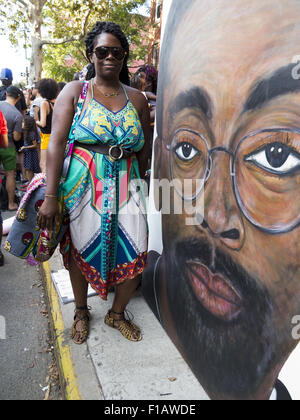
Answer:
[{"xmin": 42, "ymin": 250, "xmax": 209, "ymax": 401}]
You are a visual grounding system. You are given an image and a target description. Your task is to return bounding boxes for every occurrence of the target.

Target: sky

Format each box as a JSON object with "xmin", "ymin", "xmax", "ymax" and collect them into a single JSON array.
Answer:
[
  {"xmin": 135, "ymin": 0, "xmax": 151, "ymax": 16},
  {"xmin": 0, "ymin": 0, "xmax": 151, "ymax": 85},
  {"xmin": 0, "ymin": 35, "xmax": 29, "ymax": 84}
]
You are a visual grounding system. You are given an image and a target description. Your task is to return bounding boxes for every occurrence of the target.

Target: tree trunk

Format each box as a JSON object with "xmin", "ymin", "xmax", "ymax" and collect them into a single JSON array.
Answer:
[
  {"xmin": 29, "ymin": 36, "xmax": 42, "ymax": 85},
  {"xmin": 28, "ymin": 0, "xmax": 44, "ymax": 85}
]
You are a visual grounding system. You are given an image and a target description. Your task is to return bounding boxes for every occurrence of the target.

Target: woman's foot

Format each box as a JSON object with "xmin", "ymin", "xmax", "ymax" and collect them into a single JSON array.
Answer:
[
  {"xmin": 70, "ymin": 307, "xmax": 91, "ymax": 344},
  {"xmin": 104, "ymin": 309, "xmax": 142, "ymax": 342}
]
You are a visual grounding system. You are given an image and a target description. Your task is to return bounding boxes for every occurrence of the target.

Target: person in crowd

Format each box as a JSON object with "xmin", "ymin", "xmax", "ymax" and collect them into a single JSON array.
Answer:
[
  {"xmin": 0, "ymin": 68, "xmax": 27, "ymax": 116},
  {"xmin": 19, "ymin": 115, "xmax": 40, "ymax": 183},
  {"xmin": 23, "ymin": 87, "xmax": 32, "ymax": 109},
  {"xmin": 136, "ymin": 65, "xmax": 158, "ymax": 95},
  {"xmin": 29, "ymin": 83, "xmax": 43, "ymax": 166},
  {"xmin": 132, "ymin": 66, "xmax": 157, "ymax": 138},
  {"xmin": 0, "ymin": 109, "xmax": 8, "ymax": 266},
  {"xmin": 0, "ymin": 68, "xmax": 14, "ymax": 101},
  {"xmin": 37, "ymin": 21, "xmax": 150, "ymax": 345},
  {"xmin": 0, "ymin": 86, "xmax": 23, "ymax": 211},
  {"xmin": 0, "ymin": 110, "xmax": 8, "ymax": 148},
  {"xmin": 57, "ymin": 82, "xmax": 66, "ymax": 94},
  {"xmin": 29, "ymin": 83, "xmax": 43, "ymax": 120},
  {"xmin": 73, "ymin": 72, "xmax": 80, "ymax": 81},
  {"xmin": 79, "ymin": 64, "xmax": 90, "ymax": 81},
  {"xmin": 130, "ymin": 72, "xmax": 146, "ymax": 91},
  {"xmin": 1, "ymin": 69, "xmax": 27, "ymax": 183},
  {"xmin": 35, "ymin": 78, "xmax": 58, "ymax": 172}
]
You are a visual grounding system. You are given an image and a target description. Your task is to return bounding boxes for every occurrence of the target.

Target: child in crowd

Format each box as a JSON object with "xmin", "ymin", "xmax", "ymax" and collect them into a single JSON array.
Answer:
[{"xmin": 19, "ymin": 115, "xmax": 40, "ymax": 183}]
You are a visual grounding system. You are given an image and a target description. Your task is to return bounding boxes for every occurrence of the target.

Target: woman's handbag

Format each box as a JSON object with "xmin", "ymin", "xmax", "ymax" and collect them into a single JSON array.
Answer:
[
  {"xmin": 4, "ymin": 173, "xmax": 68, "ymax": 262},
  {"xmin": 4, "ymin": 81, "xmax": 89, "ymax": 262}
]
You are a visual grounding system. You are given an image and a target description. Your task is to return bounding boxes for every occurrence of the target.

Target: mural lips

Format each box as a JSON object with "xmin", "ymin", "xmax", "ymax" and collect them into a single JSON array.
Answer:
[{"xmin": 187, "ymin": 263, "xmax": 243, "ymax": 322}]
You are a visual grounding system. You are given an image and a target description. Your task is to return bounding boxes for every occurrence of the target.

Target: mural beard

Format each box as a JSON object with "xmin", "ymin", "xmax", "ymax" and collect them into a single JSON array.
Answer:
[{"xmin": 163, "ymin": 237, "xmax": 280, "ymax": 399}]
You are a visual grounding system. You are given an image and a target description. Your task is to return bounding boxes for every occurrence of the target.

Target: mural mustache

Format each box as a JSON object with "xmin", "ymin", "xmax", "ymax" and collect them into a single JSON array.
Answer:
[{"xmin": 164, "ymin": 237, "xmax": 278, "ymax": 399}]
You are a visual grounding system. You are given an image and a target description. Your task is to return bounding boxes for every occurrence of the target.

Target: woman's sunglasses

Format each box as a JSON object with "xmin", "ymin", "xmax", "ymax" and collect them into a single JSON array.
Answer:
[{"xmin": 93, "ymin": 46, "xmax": 127, "ymax": 61}]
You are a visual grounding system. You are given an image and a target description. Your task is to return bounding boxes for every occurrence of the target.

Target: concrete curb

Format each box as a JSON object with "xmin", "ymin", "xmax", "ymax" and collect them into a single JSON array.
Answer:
[
  {"xmin": 40, "ymin": 250, "xmax": 208, "ymax": 401},
  {"xmin": 42, "ymin": 261, "xmax": 82, "ymax": 400}
]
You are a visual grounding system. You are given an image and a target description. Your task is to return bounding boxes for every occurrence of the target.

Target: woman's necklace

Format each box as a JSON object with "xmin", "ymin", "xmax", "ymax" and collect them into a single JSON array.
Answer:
[{"xmin": 94, "ymin": 80, "xmax": 121, "ymax": 97}]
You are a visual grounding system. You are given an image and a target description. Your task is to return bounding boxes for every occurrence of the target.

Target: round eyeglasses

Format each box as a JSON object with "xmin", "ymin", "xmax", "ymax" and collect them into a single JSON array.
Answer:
[{"xmin": 166, "ymin": 128, "xmax": 300, "ymax": 234}]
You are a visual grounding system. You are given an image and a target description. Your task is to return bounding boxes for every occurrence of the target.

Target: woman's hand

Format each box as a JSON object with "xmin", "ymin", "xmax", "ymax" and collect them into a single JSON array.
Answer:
[{"xmin": 37, "ymin": 197, "xmax": 59, "ymax": 232}]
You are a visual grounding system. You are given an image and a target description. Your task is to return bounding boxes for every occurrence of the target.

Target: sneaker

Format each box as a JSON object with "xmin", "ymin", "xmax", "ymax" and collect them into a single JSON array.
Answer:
[{"xmin": 0, "ymin": 250, "xmax": 4, "ymax": 267}]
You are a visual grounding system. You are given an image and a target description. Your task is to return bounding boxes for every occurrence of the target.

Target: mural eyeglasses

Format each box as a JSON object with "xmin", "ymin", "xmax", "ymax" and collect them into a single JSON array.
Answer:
[{"xmin": 166, "ymin": 128, "xmax": 300, "ymax": 234}]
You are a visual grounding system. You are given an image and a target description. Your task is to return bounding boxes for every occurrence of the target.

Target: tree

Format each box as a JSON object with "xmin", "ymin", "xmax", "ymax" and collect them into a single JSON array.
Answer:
[{"xmin": 0, "ymin": 0, "xmax": 149, "ymax": 84}]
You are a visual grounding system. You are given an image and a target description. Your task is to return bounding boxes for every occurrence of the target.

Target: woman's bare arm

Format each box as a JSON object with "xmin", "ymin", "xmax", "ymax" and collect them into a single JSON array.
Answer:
[
  {"xmin": 0, "ymin": 133, "xmax": 8, "ymax": 148},
  {"xmin": 20, "ymin": 140, "xmax": 38, "ymax": 152},
  {"xmin": 34, "ymin": 106, "xmax": 40, "ymax": 122},
  {"xmin": 35, "ymin": 100, "xmax": 49, "ymax": 128}
]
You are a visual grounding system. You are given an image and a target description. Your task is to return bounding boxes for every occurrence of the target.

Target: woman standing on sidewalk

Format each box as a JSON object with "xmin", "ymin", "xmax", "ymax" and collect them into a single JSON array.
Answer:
[{"xmin": 37, "ymin": 21, "xmax": 150, "ymax": 344}]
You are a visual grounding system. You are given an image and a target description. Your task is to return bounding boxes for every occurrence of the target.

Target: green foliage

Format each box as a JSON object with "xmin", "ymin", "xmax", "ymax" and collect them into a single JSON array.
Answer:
[
  {"xmin": 0, "ymin": 0, "xmax": 150, "ymax": 81},
  {"xmin": 43, "ymin": 41, "xmax": 86, "ymax": 82},
  {"xmin": 0, "ymin": 0, "xmax": 30, "ymax": 48}
]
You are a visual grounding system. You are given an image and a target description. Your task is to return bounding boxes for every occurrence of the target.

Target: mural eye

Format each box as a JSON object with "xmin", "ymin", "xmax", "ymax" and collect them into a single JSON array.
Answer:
[
  {"xmin": 245, "ymin": 142, "xmax": 300, "ymax": 174},
  {"xmin": 175, "ymin": 142, "xmax": 199, "ymax": 161}
]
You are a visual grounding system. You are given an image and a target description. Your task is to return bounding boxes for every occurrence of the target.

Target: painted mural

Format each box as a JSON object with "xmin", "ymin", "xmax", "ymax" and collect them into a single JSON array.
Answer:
[{"xmin": 143, "ymin": 0, "xmax": 300, "ymax": 400}]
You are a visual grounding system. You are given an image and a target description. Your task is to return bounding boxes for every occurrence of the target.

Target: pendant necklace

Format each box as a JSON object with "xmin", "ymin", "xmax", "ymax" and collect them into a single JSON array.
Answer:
[{"xmin": 94, "ymin": 79, "xmax": 120, "ymax": 97}]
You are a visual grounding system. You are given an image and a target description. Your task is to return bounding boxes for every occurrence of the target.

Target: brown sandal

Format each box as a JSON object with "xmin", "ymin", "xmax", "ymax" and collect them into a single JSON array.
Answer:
[
  {"xmin": 70, "ymin": 306, "xmax": 91, "ymax": 345},
  {"xmin": 104, "ymin": 309, "xmax": 142, "ymax": 342}
]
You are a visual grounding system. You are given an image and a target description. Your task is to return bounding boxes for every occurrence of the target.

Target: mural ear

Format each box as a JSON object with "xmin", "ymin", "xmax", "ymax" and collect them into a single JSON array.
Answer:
[{"xmin": 153, "ymin": 137, "xmax": 162, "ymax": 212}]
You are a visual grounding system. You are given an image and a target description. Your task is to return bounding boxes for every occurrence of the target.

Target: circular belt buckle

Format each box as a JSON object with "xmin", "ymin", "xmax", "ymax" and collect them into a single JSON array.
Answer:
[{"xmin": 109, "ymin": 145, "xmax": 124, "ymax": 161}]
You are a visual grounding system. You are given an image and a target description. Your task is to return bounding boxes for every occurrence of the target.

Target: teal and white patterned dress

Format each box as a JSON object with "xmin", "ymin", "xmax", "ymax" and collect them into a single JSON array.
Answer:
[{"xmin": 60, "ymin": 80, "xmax": 148, "ymax": 300}]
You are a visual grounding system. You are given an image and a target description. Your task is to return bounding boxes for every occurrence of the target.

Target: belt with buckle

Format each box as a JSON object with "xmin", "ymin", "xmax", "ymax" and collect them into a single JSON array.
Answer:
[{"xmin": 74, "ymin": 142, "xmax": 135, "ymax": 160}]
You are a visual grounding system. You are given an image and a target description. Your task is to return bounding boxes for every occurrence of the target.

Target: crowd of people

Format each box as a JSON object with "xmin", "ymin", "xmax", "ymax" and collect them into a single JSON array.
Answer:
[
  {"xmin": 0, "ymin": 22, "xmax": 158, "ymax": 345},
  {"xmin": 0, "ymin": 69, "xmax": 66, "ymax": 266}
]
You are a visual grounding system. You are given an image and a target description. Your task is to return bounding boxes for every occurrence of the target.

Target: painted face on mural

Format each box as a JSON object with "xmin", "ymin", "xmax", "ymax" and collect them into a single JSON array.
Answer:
[{"xmin": 154, "ymin": 0, "xmax": 300, "ymax": 399}]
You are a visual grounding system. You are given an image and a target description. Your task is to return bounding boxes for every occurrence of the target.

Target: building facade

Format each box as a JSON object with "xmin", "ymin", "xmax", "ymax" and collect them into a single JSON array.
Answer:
[{"xmin": 148, "ymin": 0, "xmax": 163, "ymax": 69}]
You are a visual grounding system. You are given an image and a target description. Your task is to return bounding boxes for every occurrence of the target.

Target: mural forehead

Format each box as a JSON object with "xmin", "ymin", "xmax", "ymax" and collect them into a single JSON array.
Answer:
[{"xmin": 165, "ymin": 0, "xmax": 300, "ymax": 122}]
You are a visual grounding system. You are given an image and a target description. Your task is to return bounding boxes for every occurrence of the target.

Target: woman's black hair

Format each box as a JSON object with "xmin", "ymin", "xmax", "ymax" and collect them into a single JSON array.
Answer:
[
  {"xmin": 36, "ymin": 78, "xmax": 58, "ymax": 100},
  {"xmin": 57, "ymin": 81, "xmax": 66, "ymax": 92},
  {"xmin": 130, "ymin": 72, "xmax": 144, "ymax": 90},
  {"xmin": 84, "ymin": 21, "xmax": 130, "ymax": 85},
  {"xmin": 23, "ymin": 115, "xmax": 38, "ymax": 144}
]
